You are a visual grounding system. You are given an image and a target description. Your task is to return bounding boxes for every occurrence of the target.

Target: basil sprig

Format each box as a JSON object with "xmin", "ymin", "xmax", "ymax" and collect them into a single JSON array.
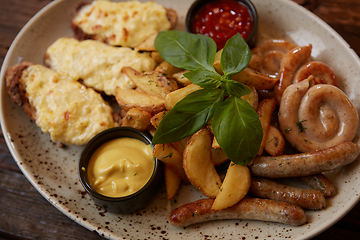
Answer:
[{"xmin": 152, "ymin": 30, "xmax": 262, "ymax": 166}]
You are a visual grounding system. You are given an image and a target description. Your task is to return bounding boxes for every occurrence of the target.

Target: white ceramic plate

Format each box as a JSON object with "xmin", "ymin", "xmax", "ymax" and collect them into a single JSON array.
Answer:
[{"xmin": 1, "ymin": 0, "xmax": 360, "ymax": 239}]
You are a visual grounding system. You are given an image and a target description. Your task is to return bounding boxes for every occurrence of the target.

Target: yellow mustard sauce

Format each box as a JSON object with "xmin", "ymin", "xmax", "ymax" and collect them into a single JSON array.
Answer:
[{"xmin": 87, "ymin": 138, "xmax": 155, "ymax": 198}]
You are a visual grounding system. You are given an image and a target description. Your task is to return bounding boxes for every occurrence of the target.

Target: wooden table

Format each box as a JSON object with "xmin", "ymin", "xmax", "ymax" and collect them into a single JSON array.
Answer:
[{"xmin": 1, "ymin": 0, "xmax": 360, "ymax": 239}]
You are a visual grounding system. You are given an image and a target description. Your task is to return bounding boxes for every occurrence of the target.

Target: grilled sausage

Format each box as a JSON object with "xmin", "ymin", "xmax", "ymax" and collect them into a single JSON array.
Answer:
[
  {"xmin": 169, "ymin": 198, "xmax": 307, "ymax": 227},
  {"xmin": 249, "ymin": 177, "xmax": 326, "ymax": 210},
  {"xmin": 297, "ymin": 174, "xmax": 336, "ymax": 197},
  {"xmin": 249, "ymin": 142, "xmax": 360, "ymax": 178}
]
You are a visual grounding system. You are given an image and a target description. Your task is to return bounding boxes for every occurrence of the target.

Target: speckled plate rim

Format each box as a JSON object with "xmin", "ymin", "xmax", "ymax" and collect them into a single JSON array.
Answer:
[{"xmin": 1, "ymin": 0, "xmax": 360, "ymax": 239}]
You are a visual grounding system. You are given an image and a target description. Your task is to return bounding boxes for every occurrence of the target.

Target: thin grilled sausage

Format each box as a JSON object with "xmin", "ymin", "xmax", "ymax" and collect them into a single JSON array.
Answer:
[
  {"xmin": 297, "ymin": 174, "xmax": 336, "ymax": 197},
  {"xmin": 249, "ymin": 177, "xmax": 326, "ymax": 210},
  {"xmin": 249, "ymin": 142, "xmax": 360, "ymax": 178},
  {"xmin": 169, "ymin": 198, "xmax": 306, "ymax": 227}
]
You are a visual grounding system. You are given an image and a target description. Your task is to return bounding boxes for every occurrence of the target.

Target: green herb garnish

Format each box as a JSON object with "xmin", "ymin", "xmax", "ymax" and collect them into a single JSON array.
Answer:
[{"xmin": 152, "ymin": 30, "xmax": 262, "ymax": 166}]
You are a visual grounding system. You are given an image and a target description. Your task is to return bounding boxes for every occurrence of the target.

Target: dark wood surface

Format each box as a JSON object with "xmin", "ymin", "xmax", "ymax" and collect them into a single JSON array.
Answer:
[{"xmin": 1, "ymin": 0, "xmax": 360, "ymax": 239}]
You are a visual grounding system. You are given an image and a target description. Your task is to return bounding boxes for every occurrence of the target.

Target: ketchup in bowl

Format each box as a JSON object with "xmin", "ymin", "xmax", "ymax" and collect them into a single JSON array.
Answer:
[{"xmin": 187, "ymin": 0, "xmax": 257, "ymax": 49}]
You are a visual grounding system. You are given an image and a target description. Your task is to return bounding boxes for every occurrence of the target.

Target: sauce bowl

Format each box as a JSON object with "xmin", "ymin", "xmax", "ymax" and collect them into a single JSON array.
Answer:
[
  {"xmin": 78, "ymin": 127, "xmax": 163, "ymax": 213},
  {"xmin": 186, "ymin": 0, "xmax": 258, "ymax": 49}
]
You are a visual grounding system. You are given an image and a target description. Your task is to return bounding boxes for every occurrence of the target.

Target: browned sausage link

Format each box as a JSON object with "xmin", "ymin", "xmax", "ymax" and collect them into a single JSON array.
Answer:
[
  {"xmin": 249, "ymin": 177, "xmax": 326, "ymax": 210},
  {"xmin": 249, "ymin": 142, "xmax": 360, "ymax": 178},
  {"xmin": 297, "ymin": 174, "xmax": 336, "ymax": 197},
  {"xmin": 169, "ymin": 198, "xmax": 306, "ymax": 227}
]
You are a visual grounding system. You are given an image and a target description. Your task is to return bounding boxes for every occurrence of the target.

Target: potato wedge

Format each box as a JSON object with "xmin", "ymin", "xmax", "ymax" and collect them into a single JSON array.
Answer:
[
  {"xmin": 135, "ymin": 32, "xmax": 157, "ymax": 51},
  {"xmin": 211, "ymin": 148, "xmax": 229, "ymax": 166},
  {"xmin": 121, "ymin": 108, "xmax": 151, "ymax": 131},
  {"xmin": 183, "ymin": 128, "xmax": 222, "ymax": 198},
  {"xmin": 172, "ymin": 70, "xmax": 192, "ymax": 86},
  {"xmin": 212, "ymin": 162, "xmax": 251, "ymax": 210},
  {"xmin": 264, "ymin": 125, "xmax": 285, "ymax": 156},
  {"xmin": 241, "ymin": 85, "xmax": 259, "ymax": 110},
  {"xmin": 212, "ymin": 136, "xmax": 221, "ymax": 149},
  {"xmin": 151, "ymin": 52, "xmax": 163, "ymax": 64},
  {"xmin": 115, "ymin": 87, "xmax": 165, "ymax": 115},
  {"xmin": 164, "ymin": 84, "xmax": 202, "ymax": 110},
  {"xmin": 155, "ymin": 61, "xmax": 182, "ymax": 76},
  {"xmin": 122, "ymin": 67, "xmax": 178, "ymax": 98},
  {"xmin": 150, "ymin": 110, "xmax": 167, "ymax": 129},
  {"xmin": 172, "ymin": 136, "xmax": 191, "ymax": 155},
  {"xmin": 257, "ymin": 97, "xmax": 277, "ymax": 155},
  {"xmin": 153, "ymin": 143, "xmax": 188, "ymax": 182},
  {"xmin": 213, "ymin": 57, "xmax": 278, "ymax": 90},
  {"xmin": 164, "ymin": 164, "xmax": 182, "ymax": 200}
]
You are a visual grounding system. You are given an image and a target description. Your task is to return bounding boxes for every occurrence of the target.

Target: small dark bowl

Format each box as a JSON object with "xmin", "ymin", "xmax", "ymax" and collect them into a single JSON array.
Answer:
[
  {"xmin": 78, "ymin": 127, "xmax": 163, "ymax": 214},
  {"xmin": 186, "ymin": 0, "xmax": 258, "ymax": 49}
]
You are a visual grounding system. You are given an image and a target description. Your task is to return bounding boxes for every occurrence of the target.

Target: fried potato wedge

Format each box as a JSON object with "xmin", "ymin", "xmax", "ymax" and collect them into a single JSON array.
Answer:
[
  {"xmin": 164, "ymin": 164, "xmax": 182, "ymax": 200},
  {"xmin": 164, "ymin": 84, "xmax": 202, "ymax": 110},
  {"xmin": 212, "ymin": 136, "xmax": 221, "ymax": 149},
  {"xmin": 257, "ymin": 97, "xmax": 277, "ymax": 155},
  {"xmin": 264, "ymin": 125, "xmax": 285, "ymax": 156},
  {"xmin": 153, "ymin": 143, "xmax": 188, "ymax": 182},
  {"xmin": 212, "ymin": 162, "xmax": 251, "ymax": 210},
  {"xmin": 135, "ymin": 32, "xmax": 157, "ymax": 51},
  {"xmin": 172, "ymin": 136, "xmax": 191, "ymax": 155},
  {"xmin": 211, "ymin": 148, "xmax": 229, "ymax": 166},
  {"xmin": 150, "ymin": 110, "xmax": 167, "ymax": 129},
  {"xmin": 214, "ymin": 60, "xmax": 278, "ymax": 90},
  {"xmin": 115, "ymin": 87, "xmax": 165, "ymax": 115},
  {"xmin": 241, "ymin": 85, "xmax": 259, "ymax": 110},
  {"xmin": 121, "ymin": 108, "xmax": 151, "ymax": 131},
  {"xmin": 172, "ymin": 70, "xmax": 192, "ymax": 86},
  {"xmin": 122, "ymin": 67, "xmax": 178, "ymax": 99},
  {"xmin": 155, "ymin": 61, "xmax": 182, "ymax": 76},
  {"xmin": 151, "ymin": 52, "xmax": 163, "ymax": 64},
  {"xmin": 183, "ymin": 128, "xmax": 222, "ymax": 198}
]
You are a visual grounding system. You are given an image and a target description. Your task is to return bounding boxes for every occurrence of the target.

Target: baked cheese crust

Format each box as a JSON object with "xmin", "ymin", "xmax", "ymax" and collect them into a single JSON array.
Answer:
[
  {"xmin": 45, "ymin": 37, "xmax": 157, "ymax": 95},
  {"xmin": 71, "ymin": 0, "xmax": 172, "ymax": 47},
  {"xmin": 21, "ymin": 65, "xmax": 117, "ymax": 145}
]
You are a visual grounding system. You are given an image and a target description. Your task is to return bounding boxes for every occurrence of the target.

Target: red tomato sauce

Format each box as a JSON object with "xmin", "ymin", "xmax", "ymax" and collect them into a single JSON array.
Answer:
[{"xmin": 191, "ymin": 0, "xmax": 253, "ymax": 49}]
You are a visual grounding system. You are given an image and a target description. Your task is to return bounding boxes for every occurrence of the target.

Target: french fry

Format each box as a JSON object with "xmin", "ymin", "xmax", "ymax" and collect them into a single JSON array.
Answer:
[
  {"xmin": 264, "ymin": 125, "xmax": 285, "ymax": 156},
  {"xmin": 212, "ymin": 162, "xmax": 251, "ymax": 210},
  {"xmin": 183, "ymin": 128, "xmax": 222, "ymax": 198},
  {"xmin": 121, "ymin": 108, "xmax": 152, "ymax": 131},
  {"xmin": 257, "ymin": 98, "xmax": 277, "ymax": 155},
  {"xmin": 164, "ymin": 84, "xmax": 202, "ymax": 110},
  {"xmin": 164, "ymin": 164, "xmax": 182, "ymax": 200},
  {"xmin": 153, "ymin": 143, "xmax": 188, "ymax": 182},
  {"xmin": 115, "ymin": 87, "xmax": 165, "ymax": 115}
]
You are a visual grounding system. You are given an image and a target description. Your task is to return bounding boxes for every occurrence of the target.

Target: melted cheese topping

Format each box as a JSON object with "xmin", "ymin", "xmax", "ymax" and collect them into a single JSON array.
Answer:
[
  {"xmin": 46, "ymin": 38, "xmax": 156, "ymax": 95},
  {"xmin": 72, "ymin": 0, "xmax": 171, "ymax": 47},
  {"xmin": 87, "ymin": 137, "xmax": 155, "ymax": 198},
  {"xmin": 21, "ymin": 65, "xmax": 117, "ymax": 145}
]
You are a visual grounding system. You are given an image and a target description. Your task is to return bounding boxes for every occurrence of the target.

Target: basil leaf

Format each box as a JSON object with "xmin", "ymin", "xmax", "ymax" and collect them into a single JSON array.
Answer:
[
  {"xmin": 184, "ymin": 69, "xmax": 222, "ymax": 89},
  {"xmin": 152, "ymin": 89, "xmax": 224, "ymax": 144},
  {"xmin": 224, "ymin": 78, "xmax": 251, "ymax": 98},
  {"xmin": 212, "ymin": 96, "xmax": 263, "ymax": 165},
  {"xmin": 155, "ymin": 30, "xmax": 217, "ymax": 71},
  {"xmin": 221, "ymin": 33, "xmax": 251, "ymax": 76}
]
